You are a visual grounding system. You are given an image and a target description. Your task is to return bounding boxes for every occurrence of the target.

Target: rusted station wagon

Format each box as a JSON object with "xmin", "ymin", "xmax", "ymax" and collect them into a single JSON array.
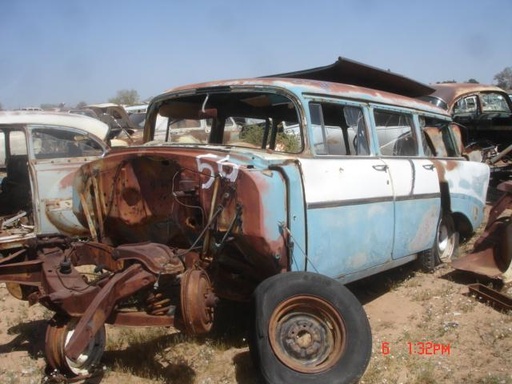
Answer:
[{"xmin": 0, "ymin": 59, "xmax": 490, "ymax": 384}]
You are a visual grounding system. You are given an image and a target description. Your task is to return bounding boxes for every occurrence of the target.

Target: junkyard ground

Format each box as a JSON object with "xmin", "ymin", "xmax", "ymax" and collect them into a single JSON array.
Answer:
[{"xmin": 0, "ymin": 188, "xmax": 511, "ymax": 384}]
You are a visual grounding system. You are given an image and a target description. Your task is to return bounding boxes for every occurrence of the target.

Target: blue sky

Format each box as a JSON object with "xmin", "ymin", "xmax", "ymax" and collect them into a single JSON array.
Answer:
[{"xmin": 1, "ymin": 0, "xmax": 511, "ymax": 109}]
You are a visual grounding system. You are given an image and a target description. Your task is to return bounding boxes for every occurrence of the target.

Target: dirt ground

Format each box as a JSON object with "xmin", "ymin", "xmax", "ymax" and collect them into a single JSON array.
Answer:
[{"xmin": 0, "ymin": 188, "xmax": 511, "ymax": 384}]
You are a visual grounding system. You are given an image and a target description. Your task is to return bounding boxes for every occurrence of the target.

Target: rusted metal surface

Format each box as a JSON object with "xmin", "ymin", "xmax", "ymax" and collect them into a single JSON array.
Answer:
[
  {"xmin": 451, "ymin": 181, "xmax": 512, "ymax": 282},
  {"xmin": 468, "ymin": 283, "xmax": 512, "ymax": 311},
  {"xmin": 424, "ymin": 83, "xmax": 512, "ymax": 154},
  {"xmin": 45, "ymin": 316, "xmax": 106, "ymax": 377},
  {"xmin": 428, "ymin": 83, "xmax": 510, "ymax": 112},
  {"xmin": 73, "ymin": 148, "xmax": 287, "ymax": 291},
  {"xmin": 180, "ymin": 268, "xmax": 217, "ymax": 334},
  {"xmin": 268, "ymin": 294, "xmax": 346, "ymax": 374},
  {"xmin": 0, "ymin": 237, "xmax": 198, "ymax": 365},
  {"xmin": 266, "ymin": 56, "xmax": 435, "ymax": 98},
  {"xmin": 64, "ymin": 263, "xmax": 155, "ymax": 360}
]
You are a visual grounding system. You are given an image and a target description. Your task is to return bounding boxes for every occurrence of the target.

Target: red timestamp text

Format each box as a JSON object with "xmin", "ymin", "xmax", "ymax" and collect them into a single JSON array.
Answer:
[{"xmin": 381, "ymin": 341, "xmax": 451, "ymax": 356}]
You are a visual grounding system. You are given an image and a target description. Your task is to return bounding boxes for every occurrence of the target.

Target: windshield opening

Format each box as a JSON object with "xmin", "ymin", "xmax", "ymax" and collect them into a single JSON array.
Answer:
[{"xmin": 148, "ymin": 91, "xmax": 303, "ymax": 153}]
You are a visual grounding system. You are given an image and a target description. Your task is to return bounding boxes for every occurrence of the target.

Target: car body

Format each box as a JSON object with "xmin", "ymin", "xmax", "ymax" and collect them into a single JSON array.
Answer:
[
  {"xmin": 0, "ymin": 58, "xmax": 491, "ymax": 383},
  {"xmin": 71, "ymin": 64, "xmax": 488, "ymax": 381},
  {"xmin": 101, "ymin": 77, "xmax": 488, "ymax": 283},
  {"xmin": 125, "ymin": 104, "xmax": 148, "ymax": 130},
  {"xmin": 0, "ymin": 111, "xmax": 110, "ymax": 252},
  {"xmin": 86, "ymin": 103, "xmax": 143, "ymax": 144},
  {"xmin": 421, "ymin": 83, "xmax": 512, "ymax": 150}
]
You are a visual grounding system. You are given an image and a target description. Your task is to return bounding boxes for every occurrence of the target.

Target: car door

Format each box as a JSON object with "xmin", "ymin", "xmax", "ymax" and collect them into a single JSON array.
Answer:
[
  {"xmin": 300, "ymin": 103, "xmax": 395, "ymax": 281},
  {"xmin": 28, "ymin": 125, "xmax": 107, "ymax": 236},
  {"xmin": 373, "ymin": 108, "xmax": 441, "ymax": 259}
]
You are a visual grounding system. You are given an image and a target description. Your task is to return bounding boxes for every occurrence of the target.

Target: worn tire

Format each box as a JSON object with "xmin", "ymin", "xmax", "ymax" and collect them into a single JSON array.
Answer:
[
  {"xmin": 418, "ymin": 211, "xmax": 459, "ymax": 271},
  {"xmin": 45, "ymin": 316, "xmax": 106, "ymax": 377},
  {"xmin": 251, "ymin": 272, "xmax": 372, "ymax": 384}
]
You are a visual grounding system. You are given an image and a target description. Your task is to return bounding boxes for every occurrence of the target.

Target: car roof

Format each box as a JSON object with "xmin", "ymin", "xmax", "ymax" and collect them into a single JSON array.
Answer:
[
  {"xmin": 429, "ymin": 83, "xmax": 509, "ymax": 106},
  {"xmin": 265, "ymin": 56, "xmax": 435, "ymax": 98},
  {"xmin": 158, "ymin": 77, "xmax": 450, "ymax": 117},
  {"xmin": 0, "ymin": 110, "xmax": 110, "ymax": 140}
]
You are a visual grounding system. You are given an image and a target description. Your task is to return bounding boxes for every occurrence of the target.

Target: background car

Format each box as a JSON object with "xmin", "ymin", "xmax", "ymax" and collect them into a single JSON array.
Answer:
[
  {"xmin": 0, "ymin": 111, "xmax": 111, "ymax": 252},
  {"xmin": 421, "ymin": 83, "xmax": 512, "ymax": 151}
]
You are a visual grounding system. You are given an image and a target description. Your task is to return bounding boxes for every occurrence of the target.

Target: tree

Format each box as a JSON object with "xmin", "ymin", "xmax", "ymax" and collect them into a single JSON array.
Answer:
[
  {"xmin": 494, "ymin": 67, "xmax": 512, "ymax": 90},
  {"xmin": 108, "ymin": 89, "xmax": 140, "ymax": 105},
  {"xmin": 467, "ymin": 78, "xmax": 479, "ymax": 84},
  {"xmin": 76, "ymin": 101, "xmax": 87, "ymax": 109},
  {"xmin": 0, "ymin": 102, "xmax": 3, "ymax": 111}
]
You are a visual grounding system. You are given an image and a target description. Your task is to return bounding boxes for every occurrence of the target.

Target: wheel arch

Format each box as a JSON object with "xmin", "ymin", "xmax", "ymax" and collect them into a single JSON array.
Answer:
[{"xmin": 439, "ymin": 181, "xmax": 473, "ymax": 238}]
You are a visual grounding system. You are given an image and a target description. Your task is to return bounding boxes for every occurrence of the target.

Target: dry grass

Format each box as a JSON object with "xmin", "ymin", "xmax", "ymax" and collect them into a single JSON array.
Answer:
[{"xmin": 1, "ymin": 264, "xmax": 511, "ymax": 384}]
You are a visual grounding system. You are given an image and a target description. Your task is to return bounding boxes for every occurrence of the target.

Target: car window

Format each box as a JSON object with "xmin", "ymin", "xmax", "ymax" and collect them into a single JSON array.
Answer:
[
  {"xmin": 481, "ymin": 92, "xmax": 511, "ymax": 112},
  {"xmin": 31, "ymin": 126, "xmax": 104, "ymax": 159},
  {"xmin": 153, "ymin": 117, "xmax": 239, "ymax": 144},
  {"xmin": 0, "ymin": 129, "xmax": 28, "ymax": 174},
  {"xmin": 309, "ymin": 103, "xmax": 369, "ymax": 156},
  {"xmin": 421, "ymin": 118, "xmax": 460, "ymax": 158},
  {"xmin": 453, "ymin": 96, "xmax": 477, "ymax": 114},
  {"xmin": 9, "ymin": 131, "xmax": 28, "ymax": 156},
  {"xmin": 0, "ymin": 130, "xmax": 27, "ymax": 168},
  {"xmin": 374, "ymin": 110, "xmax": 417, "ymax": 156},
  {"xmin": 128, "ymin": 112, "xmax": 146, "ymax": 128},
  {"xmin": 152, "ymin": 92, "xmax": 303, "ymax": 153}
]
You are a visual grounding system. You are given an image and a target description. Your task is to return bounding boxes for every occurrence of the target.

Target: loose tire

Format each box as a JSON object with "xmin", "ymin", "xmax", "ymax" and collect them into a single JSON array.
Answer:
[
  {"xmin": 45, "ymin": 316, "xmax": 106, "ymax": 377},
  {"xmin": 251, "ymin": 272, "xmax": 372, "ymax": 384}
]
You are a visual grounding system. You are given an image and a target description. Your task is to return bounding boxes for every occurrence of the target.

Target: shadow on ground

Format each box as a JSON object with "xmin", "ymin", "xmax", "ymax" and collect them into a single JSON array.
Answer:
[
  {"xmin": 99, "ymin": 299, "xmax": 262, "ymax": 384},
  {"xmin": 0, "ymin": 319, "xmax": 46, "ymax": 358}
]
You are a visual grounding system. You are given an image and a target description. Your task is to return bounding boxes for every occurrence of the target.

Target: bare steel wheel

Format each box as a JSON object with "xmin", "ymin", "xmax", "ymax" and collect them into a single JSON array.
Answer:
[
  {"xmin": 436, "ymin": 212, "xmax": 458, "ymax": 263},
  {"xmin": 418, "ymin": 211, "xmax": 459, "ymax": 271},
  {"xmin": 45, "ymin": 316, "xmax": 106, "ymax": 377},
  {"xmin": 269, "ymin": 295, "xmax": 346, "ymax": 373},
  {"xmin": 251, "ymin": 272, "xmax": 371, "ymax": 384}
]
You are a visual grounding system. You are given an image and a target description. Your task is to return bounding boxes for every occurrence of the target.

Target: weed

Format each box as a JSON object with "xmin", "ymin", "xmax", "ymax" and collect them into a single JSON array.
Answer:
[{"xmin": 477, "ymin": 373, "xmax": 512, "ymax": 384}]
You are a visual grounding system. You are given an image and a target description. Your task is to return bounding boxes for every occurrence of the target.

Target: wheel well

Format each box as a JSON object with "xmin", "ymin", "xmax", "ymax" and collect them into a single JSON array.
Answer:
[
  {"xmin": 440, "ymin": 181, "xmax": 474, "ymax": 240},
  {"xmin": 452, "ymin": 212, "xmax": 473, "ymax": 240}
]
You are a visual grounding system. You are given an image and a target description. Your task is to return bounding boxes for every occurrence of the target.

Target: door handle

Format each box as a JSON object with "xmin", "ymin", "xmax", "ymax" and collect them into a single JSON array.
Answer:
[
  {"xmin": 422, "ymin": 164, "xmax": 435, "ymax": 171},
  {"xmin": 372, "ymin": 164, "xmax": 388, "ymax": 172}
]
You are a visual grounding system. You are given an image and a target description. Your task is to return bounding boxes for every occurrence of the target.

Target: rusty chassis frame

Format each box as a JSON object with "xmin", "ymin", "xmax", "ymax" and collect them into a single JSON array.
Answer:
[{"xmin": 0, "ymin": 236, "xmax": 218, "ymax": 369}]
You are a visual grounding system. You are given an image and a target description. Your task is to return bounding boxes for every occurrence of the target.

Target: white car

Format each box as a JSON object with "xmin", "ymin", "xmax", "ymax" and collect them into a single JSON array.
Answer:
[{"xmin": 0, "ymin": 111, "xmax": 111, "ymax": 252}]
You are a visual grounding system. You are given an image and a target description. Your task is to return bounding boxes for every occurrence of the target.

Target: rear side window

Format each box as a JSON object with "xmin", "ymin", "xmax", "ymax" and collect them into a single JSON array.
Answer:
[
  {"xmin": 374, "ymin": 110, "xmax": 417, "ymax": 156},
  {"xmin": 309, "ymin": 103, "xmax": 369, "ymax": 156},
  {"xmin": 421, "ymin": 118, "xmax": 460, "ymax": 158}
]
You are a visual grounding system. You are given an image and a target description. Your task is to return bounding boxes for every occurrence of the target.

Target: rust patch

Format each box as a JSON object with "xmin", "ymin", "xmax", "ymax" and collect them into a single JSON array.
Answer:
[{"xmin": 451, "ymin": 181, "xmax": 512, "ymax": 281}]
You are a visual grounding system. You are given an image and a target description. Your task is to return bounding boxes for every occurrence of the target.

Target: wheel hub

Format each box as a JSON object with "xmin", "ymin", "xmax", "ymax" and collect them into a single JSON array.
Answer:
[
  {"xmin": 269, "ymin": 295, "xmax": 346, "ymax": 374},
  {"xmin": 180, "ymin": 269, "xmax": 217, "ymax": 334},
  {"xmin": 278, "ymin": 315, "xmax": 327, "ymax": 361}
]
